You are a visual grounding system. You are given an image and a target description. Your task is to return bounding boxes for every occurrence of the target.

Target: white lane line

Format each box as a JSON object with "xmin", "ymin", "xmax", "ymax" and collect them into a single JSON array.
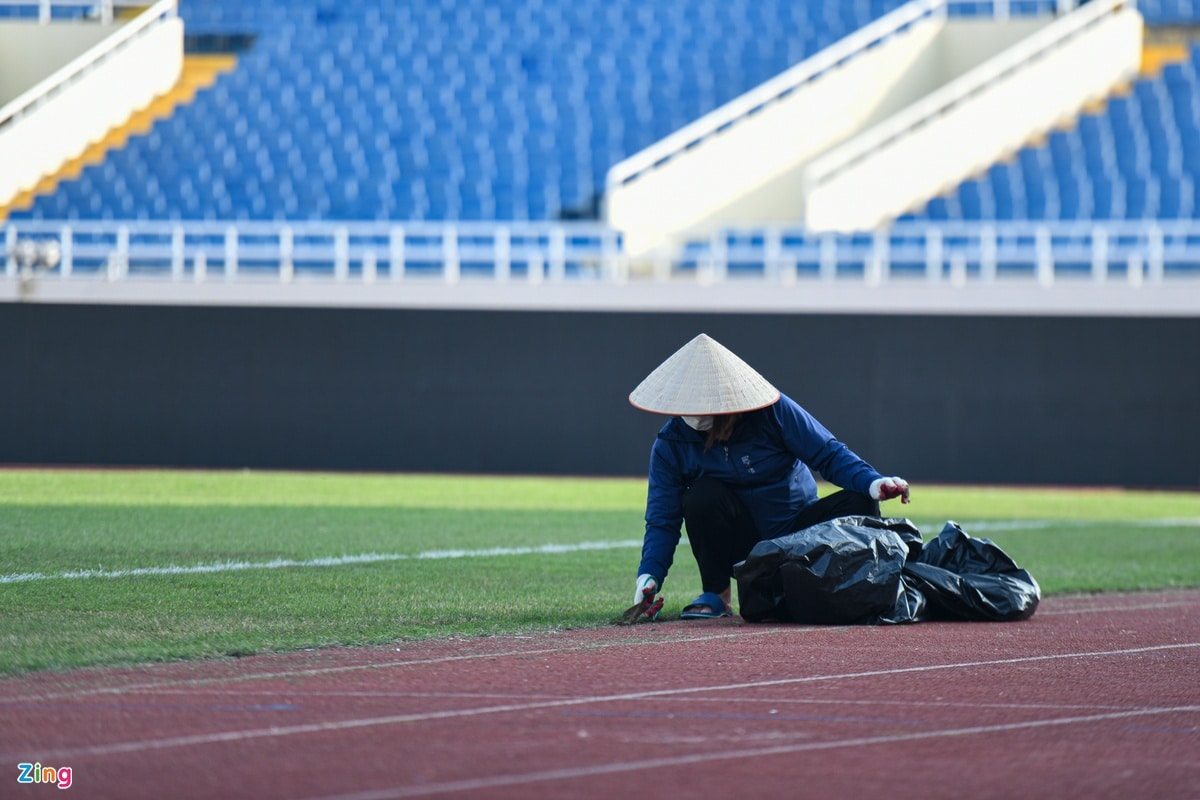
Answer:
[
  {"xmin": 6, "ymin": 592, "xmax": 1197, "ymax": 704},
  {"xmin": 13, "ymin": 642, "xmax": 1198, "ymax": 762},
  {"xmin": 135, "ymin": 689, "xmax": 568, "ymax": 701},
  {"xmin": 1038, "ymin": 599, "xmax": 1199, "ymax": 616},
  {"xmin": 303, "ymin": 705, "xmax": 1200, "ymax": 800},
  {"xmin": 0, "ymin": 540, "xmax": 645, "ymax": 584},
  {"xmin": 0, "ymin": 627, "xmax": 801, "ymax": 703},
  {"xmin": 676, "ymin": 696, "xmax": 1132, "ymax": 712}
]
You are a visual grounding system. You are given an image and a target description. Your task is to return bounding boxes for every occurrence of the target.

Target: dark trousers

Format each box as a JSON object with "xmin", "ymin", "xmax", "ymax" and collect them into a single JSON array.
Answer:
[{"xmin": 682, "ymin": 476, "xmax": 880, "ymax": 594}]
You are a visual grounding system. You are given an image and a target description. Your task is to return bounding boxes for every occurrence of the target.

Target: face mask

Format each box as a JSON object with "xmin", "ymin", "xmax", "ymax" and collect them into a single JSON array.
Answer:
[{"xmin": 681, "ymin": 415, "xmax": 713, "ymax": 431}]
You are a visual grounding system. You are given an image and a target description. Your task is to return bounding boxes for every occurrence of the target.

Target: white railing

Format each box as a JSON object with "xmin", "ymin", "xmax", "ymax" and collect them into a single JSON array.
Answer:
[
  {"xmin": 805, "ymin": 0, "xmax": 1133, "ymax": 192},
  {"xmin": 0, "ymin": 0, "xmax": 177, "ymax": 129},
  {"xmin": 950, "ymin": 0, "xmax": 1079, "ymax": 18},
  {"xmin": 0, "ymin": 0, "xmax": 114, "ymax": 24},
  {"xmin": 4, "ymin": 219, "xmax": 1199, "ymax": 288},
  {"xmin": 2, "ymin": 220, "xmax": 627, "ymax": 284},
  {"xmin": 687, "ymin": 220, "xmax": 1195, "ymax": 287}
]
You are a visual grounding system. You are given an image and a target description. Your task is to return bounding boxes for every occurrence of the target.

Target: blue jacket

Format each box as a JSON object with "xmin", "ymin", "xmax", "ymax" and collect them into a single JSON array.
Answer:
[{"xmin": 638, "ymin": 393, "xmax": 883, "ymax": 584}]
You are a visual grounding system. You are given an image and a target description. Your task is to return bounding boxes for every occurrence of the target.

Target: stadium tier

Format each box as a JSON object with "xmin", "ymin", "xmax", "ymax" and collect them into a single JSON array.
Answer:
[
  {"xmin": 9, "ymin": 0, "xmax": 1197, "ymax": 228},
  {"xmin": 904, "ymin": 45, "xmax": 1200, "ymax": 222},
  {"xmin": 11, "ymin": 0, "xmax": 917, "ymax": 223},
  {"xmin": 7, "ymin": 0, "xmax": 1190, "ymax": 227}
]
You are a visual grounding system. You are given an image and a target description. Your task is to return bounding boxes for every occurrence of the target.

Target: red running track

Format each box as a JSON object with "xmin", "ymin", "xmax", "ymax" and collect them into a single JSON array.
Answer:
[{"xmin": 1, "ymin": 590, "xmax": 1198, "ymax": 799}]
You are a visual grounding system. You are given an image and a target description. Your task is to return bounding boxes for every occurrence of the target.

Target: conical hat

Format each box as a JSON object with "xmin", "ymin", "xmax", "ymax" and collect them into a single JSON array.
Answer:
[{"xmin": 629, "ymin": 333, "xmax": 780, "ymax": 415}]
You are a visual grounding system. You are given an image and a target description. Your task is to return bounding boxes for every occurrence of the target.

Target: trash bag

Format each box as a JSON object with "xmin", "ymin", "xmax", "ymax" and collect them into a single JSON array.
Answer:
[
  {"xmin": 733, "ymin": 516, "xmax": 924, "ymax": 624},
  {"xmin": 901, "ymin": 521, "xmax": 1040, "ymax": 622},
  {"xmin": 733, "ymin": 516, "xmax": 1039, "ymax": 625}
]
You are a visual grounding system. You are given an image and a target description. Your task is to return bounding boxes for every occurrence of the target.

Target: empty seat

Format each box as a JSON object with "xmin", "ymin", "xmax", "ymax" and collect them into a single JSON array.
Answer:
[{"xmin": 21, "ymin": 0, "xmax": 1200, "ymax": 227}]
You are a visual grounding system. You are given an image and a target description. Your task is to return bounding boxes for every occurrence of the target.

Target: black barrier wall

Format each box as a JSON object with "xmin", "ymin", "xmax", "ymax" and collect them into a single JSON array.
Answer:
[{"xmin": 2, "ymin": 303, "xmax": 1198, "ymax": 488}]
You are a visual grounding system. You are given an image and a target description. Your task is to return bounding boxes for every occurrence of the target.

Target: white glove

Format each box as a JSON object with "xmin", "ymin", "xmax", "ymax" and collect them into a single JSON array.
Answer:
[
  {"xmin": 870, "ymin": 476, "xmax": 911, "ymax": 504},
  {"xmin": 633, "ymin": 574, "xmax": 659, "ymax": 606}
]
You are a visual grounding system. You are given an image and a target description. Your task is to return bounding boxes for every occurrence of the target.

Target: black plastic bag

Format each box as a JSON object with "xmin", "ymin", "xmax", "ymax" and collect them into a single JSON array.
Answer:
[
  {"xmin": 902, "ymin": 521, "xmax": 1040, "ymax": 622},
  {"xmin": 733, "ymin": 516, "xmax": 923, "ymax": 624},
  {"xmin": 733, "ymin": 516, "xmax": 1039, "ymax": 625}
]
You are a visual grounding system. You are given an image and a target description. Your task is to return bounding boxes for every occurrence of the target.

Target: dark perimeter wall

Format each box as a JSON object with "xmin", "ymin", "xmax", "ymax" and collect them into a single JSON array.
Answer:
[{"xmin": 2, "ymin": 303, "xmax": 1198, "ymax": 488}]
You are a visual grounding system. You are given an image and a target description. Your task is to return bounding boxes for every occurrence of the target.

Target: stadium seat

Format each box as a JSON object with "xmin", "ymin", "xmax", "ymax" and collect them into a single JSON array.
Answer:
[
  {"xmin": 909, "ymin": 38, "xmax": 1200, "ymax": 225},
  {"xmin": 11, "ymin": 0, "xmax": 923, "ymax": 222},
  {"xmin": 13, "ymin": 0, "xmax": 1200, "ymax": 227}
]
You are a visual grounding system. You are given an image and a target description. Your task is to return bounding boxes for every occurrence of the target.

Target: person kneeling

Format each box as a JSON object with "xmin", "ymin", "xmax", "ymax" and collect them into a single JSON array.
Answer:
[{"xmin": 626, "ymin": 333, "xmax": 911, "ymax": 619}]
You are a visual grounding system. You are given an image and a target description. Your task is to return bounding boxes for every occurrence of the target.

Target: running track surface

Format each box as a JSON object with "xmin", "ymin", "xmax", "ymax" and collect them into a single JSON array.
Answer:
[{"xmin": 1, "ymin": 590, "xmax": 1197, "ymax": 799}]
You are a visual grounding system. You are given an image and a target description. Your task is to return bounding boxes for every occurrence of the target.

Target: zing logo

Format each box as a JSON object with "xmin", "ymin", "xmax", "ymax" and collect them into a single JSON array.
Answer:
[{"xmin": 16, "ymin": 763, "xmax": 73, "ymax": 790}]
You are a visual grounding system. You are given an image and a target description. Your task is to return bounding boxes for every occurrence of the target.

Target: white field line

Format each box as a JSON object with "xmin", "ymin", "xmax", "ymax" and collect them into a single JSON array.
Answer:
[
  {"xmin": 0, "ymin": 539, "xmax": 645, "ymax": 584},
  {"xmin": 13, "ymin": 642, "xmax": 1200, "ymax": 763},
  {"xmin": 4, "ymin": 518, "xmax": 1198, "ymax": 585},
  {"xmin": 304, "ymin": 705, "xmax": 1200, "ymax": 800},
  {"xmin": 938, "ymin": 518, "xmax": 1200, "ymax": 532}
]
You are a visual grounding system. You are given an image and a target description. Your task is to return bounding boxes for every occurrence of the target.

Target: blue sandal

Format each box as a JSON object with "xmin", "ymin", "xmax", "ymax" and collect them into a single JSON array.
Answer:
[{"xmin": 680, "ymin": 592, "xmax": 733, "ymax": 619}]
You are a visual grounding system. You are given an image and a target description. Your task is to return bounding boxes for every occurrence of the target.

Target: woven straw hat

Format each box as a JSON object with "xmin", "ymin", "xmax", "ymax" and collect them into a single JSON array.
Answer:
[{"xmin": 629, "ymin": 333, "xmax": 780, "ymax": 415}]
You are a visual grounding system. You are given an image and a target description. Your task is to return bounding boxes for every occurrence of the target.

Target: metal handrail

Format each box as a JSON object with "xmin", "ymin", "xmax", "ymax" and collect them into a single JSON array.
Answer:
[
  {"xmin": 5, "ymin": 218, "xmax": 1200, "ymax": 287},
  {"xmin": 0, "ymin": 0, "xmax": 116, "ymax": 23},
  {"xmin": 603, "ymin": 0, "xmax": 945, "ymax": 190},
  {"xmin": 603, "ymin": 0, "xmax": 1069, "ymax": 192},
  {"xmin": 2, "ymin": 219, "xmax": 625, "ymax": 283}
]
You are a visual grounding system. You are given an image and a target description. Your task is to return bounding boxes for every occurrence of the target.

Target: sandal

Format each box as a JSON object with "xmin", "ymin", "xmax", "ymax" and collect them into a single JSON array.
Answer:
[{"xmin": 680, "ymin": 591, "xmax": 733, "ymax": 619}]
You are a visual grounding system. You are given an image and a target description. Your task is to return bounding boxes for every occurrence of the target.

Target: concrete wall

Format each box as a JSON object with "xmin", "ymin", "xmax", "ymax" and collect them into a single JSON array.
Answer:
[
  {"xmin": 0, "ymin": 23, "xmax": 115, "ymax": 102},
  {"xmin": 0, "ymin": 10, "xmax": 183, "ymax": 203},
  {"xmin": 607, "ymin": 4, "xmax": 1140, "ymax": 250},
  {"xmin": 806, "ymin": 7, "xmax": 1143, "ymax": 231},
  {"xmin": 605, "ymin": 11, "xmax": 1059, "ymax": 255},
  {"xmin": 1, "ymin": 303, "xmax": 1197, "ymax": 489},
  {"xmin": 605, "ymin": 16, "xmax": 945, "ymax": 258},
  {"xmin": 937, "ymin": 17, "xmax": 1047, "ymax": 77}
]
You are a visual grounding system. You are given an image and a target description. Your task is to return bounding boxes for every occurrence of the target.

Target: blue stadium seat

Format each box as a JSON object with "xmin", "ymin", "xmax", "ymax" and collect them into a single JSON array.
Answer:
[
  {"xmin": 908, "ymin": 40, "xmax": 1200, "ymax": 226},
  {"xmin": 1140, "ymin": 0, "xmax": 1200, "ymax": 26},
  {"xmin": 12, "ymin": 0, "xmax": 930, "ymax": 222},
  {"xmin": 1092, "ymin": 174, "xmax": 1117, "ymax": 219},
  {"xmin": 17, "ymin": 0, "xmax": 1200, "ymax": 227},
  {"xmin": 1159, "ymin": 174, "xmax": 1193, "ymax": 217},
  {"xmin": 1124, "ymin": 175, "xmax": 1160, "ymax": 219}
]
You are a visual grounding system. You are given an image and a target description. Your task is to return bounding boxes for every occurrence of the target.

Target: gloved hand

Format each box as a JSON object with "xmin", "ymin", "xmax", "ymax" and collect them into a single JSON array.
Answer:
[
  {"xmin": 633, "ymin": 574, "xmax": 659, "ymax": 606},
  {"xmin": 870, "ymin": 476, "xmax": 911, "ymax": 504}
]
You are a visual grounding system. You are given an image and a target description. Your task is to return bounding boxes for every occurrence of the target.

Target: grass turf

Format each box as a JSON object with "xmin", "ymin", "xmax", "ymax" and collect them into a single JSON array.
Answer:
[{"xmin": 1, "ymin": 470, "xmax": 1198, "ymax": 675}]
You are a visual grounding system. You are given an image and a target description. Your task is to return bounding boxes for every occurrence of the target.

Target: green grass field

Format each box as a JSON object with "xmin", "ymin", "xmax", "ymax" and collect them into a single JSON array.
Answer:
[{"xmin": 2, "ymin": 469, "xmax": 1198, "ymax": 676}]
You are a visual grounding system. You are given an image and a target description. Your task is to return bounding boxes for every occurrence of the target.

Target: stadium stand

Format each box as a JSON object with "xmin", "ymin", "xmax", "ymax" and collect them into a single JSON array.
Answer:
[
  {"xmin": 903, "ymin": 40, "xmax": 1200, "ymax": 222},
  {"xmin": 6, "ymin": 0, "xmax": 920, "ymax": 223},
  {"xmin": 6, "ymin": 0, "xmax": 1198, "ymax": 228},
  {"xmin": 3, "ymin": 0, "xmax": 1200, "ymax": 297}
]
